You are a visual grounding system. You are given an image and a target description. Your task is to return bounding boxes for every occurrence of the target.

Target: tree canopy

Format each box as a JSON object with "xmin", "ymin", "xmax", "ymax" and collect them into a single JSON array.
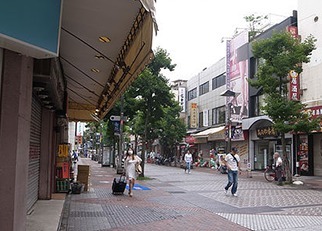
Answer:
[
  {"xmin": 250, "ymin": 31, "xmax": 319, "ymax": 181},
  {"xmin": 118, "ymin": 47, "xmax": 186, "ymax": 175}
]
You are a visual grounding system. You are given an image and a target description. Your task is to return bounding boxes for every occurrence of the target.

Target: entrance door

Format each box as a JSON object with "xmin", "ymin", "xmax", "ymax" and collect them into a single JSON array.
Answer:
[{"xmin": 254, "ymin": 141, "xmax": 269, "ymax": 170}]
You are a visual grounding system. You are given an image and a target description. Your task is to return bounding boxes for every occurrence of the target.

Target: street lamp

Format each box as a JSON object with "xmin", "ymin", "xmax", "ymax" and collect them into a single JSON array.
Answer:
[{"xmin": 220, "ymin": 89, "xmax": 237, "ymax": 153}]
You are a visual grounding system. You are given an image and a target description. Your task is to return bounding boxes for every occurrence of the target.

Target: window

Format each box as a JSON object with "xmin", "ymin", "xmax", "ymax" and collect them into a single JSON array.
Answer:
[
  {"xmin": 199, "ymin": 111, "xmax": 203, "ymax": 128},
  {"xmin": 188, "ymin": 87, "xmax": 197, "ymax": 101},
  {"xmin": 212, "ymin": 106, "xmax": 226, "ymax": 125},
  {"xmin": 212, "ymin": 73, "xmax": 226, "ymax": 90},
  {"xmin": 199, "ymin": 81, "xmax": 209, "ymax": 96}
]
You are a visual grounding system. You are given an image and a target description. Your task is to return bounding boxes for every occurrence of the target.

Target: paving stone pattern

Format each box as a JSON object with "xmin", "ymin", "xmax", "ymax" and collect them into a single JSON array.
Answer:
[{"xmin": 59, "ymin": 158, "xmax": 322, "ymax": 231}]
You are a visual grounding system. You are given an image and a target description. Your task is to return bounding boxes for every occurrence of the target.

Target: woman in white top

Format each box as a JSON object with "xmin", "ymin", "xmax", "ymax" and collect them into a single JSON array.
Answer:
[
  {"xmin": 184, "ymin": 150, "xmax": 193, "ymax": 173},
  {"xmin": 124, "ymin": 148, "xmax": 142, "ymax": 197}
]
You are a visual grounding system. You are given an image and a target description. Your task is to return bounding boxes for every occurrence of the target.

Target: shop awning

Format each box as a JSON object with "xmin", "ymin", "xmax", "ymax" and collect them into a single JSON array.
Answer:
[
  {"xmin": 242, "ymin": 116, "xmax": 272, "ymax": 130},
  {"xmin": 59, "ymin": 0, "xmax": 156, "ymax": 121},
  {"xmin": 192, "ymin": 126, "xmax": 225, "ymax": 138}
]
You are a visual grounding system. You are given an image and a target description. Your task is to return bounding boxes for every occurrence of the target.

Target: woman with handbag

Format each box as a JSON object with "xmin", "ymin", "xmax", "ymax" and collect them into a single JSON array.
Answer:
[{"xmin": 124, "ymin": 148, "xmax": 142, "ymax": 197}]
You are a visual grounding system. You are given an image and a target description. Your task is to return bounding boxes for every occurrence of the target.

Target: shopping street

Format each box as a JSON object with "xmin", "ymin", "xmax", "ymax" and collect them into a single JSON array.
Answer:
[{"xmin": 28, "ymin": 157, "xmax": 322, "ymax": 231}]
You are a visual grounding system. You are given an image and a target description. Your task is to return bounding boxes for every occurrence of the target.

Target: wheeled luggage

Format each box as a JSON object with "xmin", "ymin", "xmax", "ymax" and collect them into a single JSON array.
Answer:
[{"xmin": 112, "ymin": 175, "xmax": 127, "ymax": 195}]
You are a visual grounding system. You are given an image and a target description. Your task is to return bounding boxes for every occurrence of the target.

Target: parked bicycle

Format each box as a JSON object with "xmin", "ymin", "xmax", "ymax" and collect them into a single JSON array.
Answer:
[{"xmin": 264, "ymin": 165, "xmax": 286, "ymax": 182}]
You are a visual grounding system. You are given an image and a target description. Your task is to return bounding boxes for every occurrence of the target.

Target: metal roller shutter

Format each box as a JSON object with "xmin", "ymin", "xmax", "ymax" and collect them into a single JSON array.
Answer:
[{"xmin": 27, "ymin": 97, "xmax": 42, "ymax": 212}]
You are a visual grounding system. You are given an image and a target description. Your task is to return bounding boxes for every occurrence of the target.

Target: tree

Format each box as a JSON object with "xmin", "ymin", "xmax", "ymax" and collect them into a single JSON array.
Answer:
[
  {"xmin": 250, "ymin": 31, "xmax": 319, "ymax": 182},
  {"xmin": 121, "ymin": 47, "xmax": 181, "ymax": 176},
  {"xmin": 244, "ymin": 14, "xmax": 268, "ymax": 41},
  {"xmin": 158, "ymin": 103, "xmax": 187, "ymax": 165}
]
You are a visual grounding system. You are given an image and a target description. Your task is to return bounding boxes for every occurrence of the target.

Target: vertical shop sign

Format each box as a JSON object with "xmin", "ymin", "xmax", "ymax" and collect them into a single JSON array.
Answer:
[
  {"xmin": 289, "ymin": 70, "xmax": 300, "ymax": 100},
  {"xmin": 190, "ymin": 103, "xmax": 198, "ymax": 128},
  {"xmin": 58, "ymin": 144, "xmax": 69, "ymax": 157},
  {"xmin": 287, "ymin": 26, "xmax": 300, "ymax": 101},
  {"xmin": 203, "ymin": 109, "xmax": 209, "ymax": 127},
  {"xmin": 178, "ymin": 87, "xmax": 186, "ymax": 112}
]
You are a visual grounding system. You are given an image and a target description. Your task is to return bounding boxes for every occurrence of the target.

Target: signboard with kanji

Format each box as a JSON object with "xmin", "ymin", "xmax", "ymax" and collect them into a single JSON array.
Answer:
[{"xmin": 190, "ymin": 103, "xmax": 198, "ymax": 128}]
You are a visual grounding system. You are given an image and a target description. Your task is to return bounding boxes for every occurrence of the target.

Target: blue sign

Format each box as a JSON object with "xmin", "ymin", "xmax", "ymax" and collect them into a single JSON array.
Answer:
[{"xmin": 0, "ymin": 0, "xmax": 62, "ymax": 58}]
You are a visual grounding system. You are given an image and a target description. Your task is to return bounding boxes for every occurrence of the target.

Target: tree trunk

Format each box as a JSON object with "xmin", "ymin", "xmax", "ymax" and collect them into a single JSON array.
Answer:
[{"xmin": 140, "ymin": 114, "xmax": 149, "ymax": 177}]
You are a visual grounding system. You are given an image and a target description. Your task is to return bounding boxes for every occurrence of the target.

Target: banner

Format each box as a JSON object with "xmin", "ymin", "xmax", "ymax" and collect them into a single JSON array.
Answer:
[
  {"xmin": 190, "ymin": 103, "xmax": 198, "ymax": 128},
  {"xmin": 226, "ymin": 30, "xmax": 249, "ymax": 122}
]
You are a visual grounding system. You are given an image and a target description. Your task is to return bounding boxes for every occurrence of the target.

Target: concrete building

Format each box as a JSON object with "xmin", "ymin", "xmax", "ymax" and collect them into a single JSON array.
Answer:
[
  {"xmin": 185, "ymin": 58, "xmax": 242, "ymax": 162},
  {"xmin": 297, "ymin": 0, "xmax": 322, "ymax": 176}
]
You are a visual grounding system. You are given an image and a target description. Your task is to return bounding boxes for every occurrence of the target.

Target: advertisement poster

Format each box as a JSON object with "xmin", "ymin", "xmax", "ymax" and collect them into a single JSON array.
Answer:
[
  {"xmin": 298, "ymin": 135, "xmax": 309, "ymax": 175},
  {"xmin": 226, "ymin": 30, "xmax": 249, "ymax": 122}
]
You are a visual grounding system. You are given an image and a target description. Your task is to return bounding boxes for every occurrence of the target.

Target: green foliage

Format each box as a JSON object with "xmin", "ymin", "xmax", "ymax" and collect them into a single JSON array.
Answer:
[
  {"xmin": 114, "ymin": 47, "xmax": 186, "ymax": 162},
  {"xmin": 250, "ymin": 31, "xmax": 318, "ymax": 135},
  {"xmin": 149, "ymin": 47, "xmax": 176, "ymax": 76},
  {"xmin": 158, "ymin": 103, "xmax": 187, "ymax": 156},
  {"xmin": 251, "ymin": 33, "xmax": 316, "ymax": 95},
  {"xmin": 250, "ymin": 31, "xmax": 318, "ymax": 182},
  {"xmin": 244, "ymin": 14, "xmax": 268, "ymax": 40}
]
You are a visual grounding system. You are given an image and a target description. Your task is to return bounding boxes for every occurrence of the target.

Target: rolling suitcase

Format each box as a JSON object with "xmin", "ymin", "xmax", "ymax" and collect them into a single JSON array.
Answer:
[{"xmin": 112, "ymin": 175, "xmax": 127, "ymax": 195}]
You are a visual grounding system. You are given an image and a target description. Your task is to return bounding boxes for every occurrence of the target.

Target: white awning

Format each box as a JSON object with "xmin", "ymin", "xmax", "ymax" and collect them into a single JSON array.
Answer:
[{"xmin": 192, "ymin": 126, "xmax": 225, "ymax": 138}]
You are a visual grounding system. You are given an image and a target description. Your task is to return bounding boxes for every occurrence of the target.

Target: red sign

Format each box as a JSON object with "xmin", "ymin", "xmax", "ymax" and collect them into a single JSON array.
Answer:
[
  {"xmin": 306, "ymin": 106, "xmax": 322, "ymax": 118},
  {"xmin": 185, "ymin": 136, "xmax": 195, "ymax": 144},
  {"xmin": 289, "ymin": 70, "xmax": 300, "ymax": 101},
  {"xmin": 287, "ymin": 26, "xmax": 298, "ymax": 38}
]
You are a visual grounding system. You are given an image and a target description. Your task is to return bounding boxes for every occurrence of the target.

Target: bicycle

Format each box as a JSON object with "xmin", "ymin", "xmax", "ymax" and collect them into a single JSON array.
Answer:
[{"xmin": 264, "ymin": 165, "xmax": 286, "ymax": 182}]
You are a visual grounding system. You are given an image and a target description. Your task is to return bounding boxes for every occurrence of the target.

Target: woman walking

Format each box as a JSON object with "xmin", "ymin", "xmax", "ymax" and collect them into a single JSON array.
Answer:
[{"xmin": 124, "ymin": 148, "xmax": 142, "ymax": 197}]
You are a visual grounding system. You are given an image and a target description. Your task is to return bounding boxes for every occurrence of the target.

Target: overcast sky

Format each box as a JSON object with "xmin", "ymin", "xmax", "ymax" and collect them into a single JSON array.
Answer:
[{"xmin": 152, "ymin": 0, "xmax": 298, "ymax": 81}]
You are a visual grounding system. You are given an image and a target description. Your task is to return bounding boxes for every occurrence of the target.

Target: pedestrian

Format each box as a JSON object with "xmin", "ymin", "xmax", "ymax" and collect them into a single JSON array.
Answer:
[
  {"xmin": 72, "ymin": 150, "xmax": 78, "ymax": 162},
  {"xmin": 184, "ymin": 150, "xmax": 193, "ymax": 174},
  {"xmin": 274, "ymin": 152, "xmax": 283, "ymax": 185},
  {"xmin": 124, "ymin": 148, "xmax": 142, "ymax": 197},
  {"xmin": 224, "ymin": 147, "xmax": 241, "ymax": 196}
]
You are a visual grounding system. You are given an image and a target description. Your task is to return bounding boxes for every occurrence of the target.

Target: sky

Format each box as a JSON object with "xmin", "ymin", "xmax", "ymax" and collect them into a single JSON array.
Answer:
[{"xmin": 152, "ymin": 0, "xmax": 298, "ymax": 81}]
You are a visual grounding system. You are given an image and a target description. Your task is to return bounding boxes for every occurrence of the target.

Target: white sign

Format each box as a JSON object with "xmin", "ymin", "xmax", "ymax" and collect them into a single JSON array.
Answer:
[
  {"xmin": 203, "ymin": 109, "xmax": 209, "ymax": 127},
  {"xmin": 178, "ymin": 87, "xmax": 186, "ymax": 112},
  {"xmin": 110, "ymin": 115, "xmax": 121, "ymax": 121}
]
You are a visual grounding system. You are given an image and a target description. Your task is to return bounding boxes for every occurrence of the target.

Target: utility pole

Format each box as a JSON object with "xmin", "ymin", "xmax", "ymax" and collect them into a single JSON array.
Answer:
[{"xmin": 120, "ymin": 95, "xmax": 124, "ymax": 160}]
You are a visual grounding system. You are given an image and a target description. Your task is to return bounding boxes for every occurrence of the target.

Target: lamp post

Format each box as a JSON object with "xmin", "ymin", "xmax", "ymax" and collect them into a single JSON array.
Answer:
[{"xmin": 220, "ymin": 89, "xmax": 237, "ymax": 153}]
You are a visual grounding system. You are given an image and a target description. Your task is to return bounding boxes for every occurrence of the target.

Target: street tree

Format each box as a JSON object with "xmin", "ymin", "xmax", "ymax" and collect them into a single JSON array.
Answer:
[
  {"xmin": 122, "ymin": 47, "xmax": 179, "ymax": 176},
  {"xmin": 250, "ymin": 31, "xmax": 319, "ymax": 181},
  {"xmin": 158, "ymin": 103, "xmax": 187, "ymax": 166}
]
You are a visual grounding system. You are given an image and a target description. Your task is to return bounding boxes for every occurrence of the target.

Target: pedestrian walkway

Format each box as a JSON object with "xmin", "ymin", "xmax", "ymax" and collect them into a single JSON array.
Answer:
[{"xmin": 28, "ymin": 158, "xmax": 322, "ymax": 231}]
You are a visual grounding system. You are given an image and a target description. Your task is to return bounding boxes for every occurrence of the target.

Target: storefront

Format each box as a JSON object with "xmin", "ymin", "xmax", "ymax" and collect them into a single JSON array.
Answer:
[
  {"xmin": 243, "ymin": 116, "xmax": 293, "ymax": 171},
  {"xmin": 294, "ymin": 132, "xmax": 322, "ymax": 176},
  {"xmin": 192, "ymin": 126, "xmax": 226, "ymax": 159},
  {"xmin": 313, "ymin": 133, "xmax": 322, "ymax": 176}
]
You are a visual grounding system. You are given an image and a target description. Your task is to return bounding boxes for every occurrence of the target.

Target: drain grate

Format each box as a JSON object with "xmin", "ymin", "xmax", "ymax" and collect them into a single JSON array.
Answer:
[{"xmin": 168, "ymin": 191, "xmax": 186, "ymax": 194}]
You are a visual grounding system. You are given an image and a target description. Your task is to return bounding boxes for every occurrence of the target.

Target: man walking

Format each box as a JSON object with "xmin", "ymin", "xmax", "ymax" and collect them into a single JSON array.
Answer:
[
  {"xmin": 224, "ymin": 147, "xmax": 241, "ymax": 196},
  {"xmin": 274, "ymin": 152, "xmax": 283, "ymax": 185}
]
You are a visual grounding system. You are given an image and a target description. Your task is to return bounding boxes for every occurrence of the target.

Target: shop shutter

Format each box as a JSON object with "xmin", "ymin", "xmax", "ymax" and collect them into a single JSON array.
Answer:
[{"xmin": 27, "ymin": 97, "xmax": 42, "ymax": 212}]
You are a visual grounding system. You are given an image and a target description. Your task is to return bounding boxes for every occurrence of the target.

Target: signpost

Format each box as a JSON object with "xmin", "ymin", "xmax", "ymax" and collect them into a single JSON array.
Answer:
[{"xmin": 110, "ymin": 96, "xmax": 127, "ymax": 174}]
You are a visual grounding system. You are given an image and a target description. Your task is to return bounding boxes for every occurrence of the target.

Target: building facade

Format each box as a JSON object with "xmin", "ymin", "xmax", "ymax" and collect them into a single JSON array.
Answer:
[
  {"xmin": 184, "ymin": 58, "xmax": 249, "ymax": 166},
  {"xmin": 297, "ymin": 0, "xmax": 322, "ymax": 176},
  {"xmin": 0, "ymin": 1, "xmax": 155, "ymax": 230}
]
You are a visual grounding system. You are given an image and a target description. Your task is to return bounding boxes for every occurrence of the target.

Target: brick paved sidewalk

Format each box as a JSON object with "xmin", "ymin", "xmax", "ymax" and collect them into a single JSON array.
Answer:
[
  {"xmin": 59, "ymin": 158, "xmax": 249, "ymax": 231},
  {"xmin": 59, "ymin": 158, "xmax": 322, "ymax": 231}
]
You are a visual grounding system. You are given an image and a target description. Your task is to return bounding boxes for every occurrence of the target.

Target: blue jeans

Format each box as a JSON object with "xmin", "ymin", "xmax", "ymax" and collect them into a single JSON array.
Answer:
[
  {"xmin": 186, "ymin": 162, "xmax": 191, "ymax": 172},
  {"xmin": 225, "ymin": 170, "xmax": 238, "ymax": 194}
]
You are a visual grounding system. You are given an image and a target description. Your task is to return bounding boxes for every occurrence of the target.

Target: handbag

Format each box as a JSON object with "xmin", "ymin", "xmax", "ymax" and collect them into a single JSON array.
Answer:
[
  {"xmin": 135, "ymin": 155, "xmax": 142, "ymax": 174},
  {"xmin": 135, "ymin": 163, "xmax": 142, "ymax": 174}
]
